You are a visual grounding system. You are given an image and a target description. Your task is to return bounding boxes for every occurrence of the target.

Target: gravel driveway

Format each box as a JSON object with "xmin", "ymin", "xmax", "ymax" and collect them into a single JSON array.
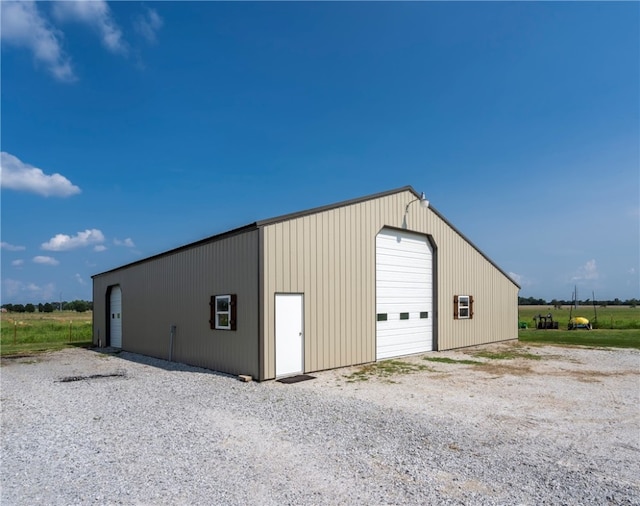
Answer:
[{"xmin": 1, "ymin": 342, "xmax": 639, "ymax": 505}]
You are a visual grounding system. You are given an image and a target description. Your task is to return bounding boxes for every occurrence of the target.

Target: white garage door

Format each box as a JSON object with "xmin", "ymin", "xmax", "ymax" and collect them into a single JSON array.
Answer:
[
  {"xmin": 109, "ymin": 286, "xmax": 122, "ymax": 348},
  {"xmin": 376, "ymin": 228, "xmax": 433, "ymax": 359}
]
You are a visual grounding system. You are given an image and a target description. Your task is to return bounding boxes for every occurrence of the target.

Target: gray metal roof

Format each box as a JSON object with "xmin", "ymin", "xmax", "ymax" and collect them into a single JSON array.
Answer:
[{"xmin": 93, "ymin": 185, "xmax": 520, "ymax": 289}]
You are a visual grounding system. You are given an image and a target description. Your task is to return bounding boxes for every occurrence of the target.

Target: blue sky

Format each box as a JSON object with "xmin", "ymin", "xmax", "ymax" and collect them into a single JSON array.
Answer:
[{"xmin": 1, "ymin": 1, "xmax": 638, "ymax": 304}]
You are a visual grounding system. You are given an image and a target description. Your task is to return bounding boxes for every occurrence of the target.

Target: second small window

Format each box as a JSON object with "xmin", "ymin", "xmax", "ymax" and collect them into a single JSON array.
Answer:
[
  {"xmin": 210, "ymin": 294, "xmax": 237, "ymax": 330},
  {"xmin": 454, "ymin": 295, "xmax": 474, "ymax": 319}
]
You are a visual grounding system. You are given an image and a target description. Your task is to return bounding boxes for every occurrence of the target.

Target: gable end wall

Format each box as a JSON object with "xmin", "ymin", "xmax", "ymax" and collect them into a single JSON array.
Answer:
[{"xmin": 260, "ymin": 190, "xmax": 518, "ymax": 379}]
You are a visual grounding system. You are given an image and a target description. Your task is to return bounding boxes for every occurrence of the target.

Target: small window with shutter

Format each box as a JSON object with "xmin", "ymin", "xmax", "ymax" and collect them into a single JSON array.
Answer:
[
  {"xmin": 210, "ymin": 294, "xmax": 237, "ymax": 330},
  {"xmin": 454, "ymin": 295, "xmax": 474, "ymax": 319}
]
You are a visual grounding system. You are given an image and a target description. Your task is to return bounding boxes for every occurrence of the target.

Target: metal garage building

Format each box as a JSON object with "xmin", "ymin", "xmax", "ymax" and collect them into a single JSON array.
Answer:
[{"xmin": 92, "ymin": 186, "xmax": 519, "ymax": 380}]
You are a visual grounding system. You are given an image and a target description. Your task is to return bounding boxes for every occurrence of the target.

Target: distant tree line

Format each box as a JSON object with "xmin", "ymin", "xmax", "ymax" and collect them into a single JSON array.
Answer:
[
  {"xmin": 3, "ymin": 297, "xmax": 638, "ymax": 312},
  {"xmin": 519, "ymin": 296, "xmax": 638, "ymax": 308},
  {"xmin": 1, "ymin": 300, "xmax": 93, "ymax": 313}
]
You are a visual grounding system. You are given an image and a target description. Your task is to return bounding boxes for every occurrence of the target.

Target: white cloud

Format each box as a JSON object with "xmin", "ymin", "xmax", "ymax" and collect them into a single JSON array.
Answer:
[
  {"xmin": 33, "ymin": 255, "xmax": 60, "ymax": 266},
  {"xmin": 1, "ymin": 241, "xmax": 26, "ymax": 251},
  {"xmin": 135, "ymin": 7, "xmax": 163, "ymax": 44},
  {"xmin": 2, "ymin": 279, "xmax": 56, "ymax": 301},
  {"xmin": 572, "ymin": 259, "xmax": 599, "ymax": 281},
  {"xmin": 34, "ymin": 282, "xmax": 55, "ymax": 300},
  {"xmin": 508, "ymin": 271, "xmax": 534, "ymax": 288},
  {"xmin": 74, "ymin": 273, "xmax": 86, "ymax": 285},
  {"xmin": 12, "ymin": 259, "xmax": 25, "ymax": 267},
  {"xmin": 114, "ymin": 237, "xmax": 135, "ymax": 248},
  {"xmin": 3, "ymin": 279, "xmax": 22, "ymax": 297},
  {"xmin": 94, "ymin": 244, "xmax": 107, "ymax": 252},
  {"xmin": 52, "ymin": 0, "xmax": 127, "ymax": 55},
  {"xmin": 0, "ymin": 1, "xmax": 75, "ymax": 82},
  {"xmin": 508, "ymin": 272, "xmax": 522, "ymax": 285},
  {"xmin": 41, "ymin": 228, "xmax": 105, "ymax": 251},
  {"xmin": 1, "ymin": 152, "xmax": 81, "ymax": 197},
  {"xmin": 2, "ymin": 2, "xmax": 161, "ymax": 82}
]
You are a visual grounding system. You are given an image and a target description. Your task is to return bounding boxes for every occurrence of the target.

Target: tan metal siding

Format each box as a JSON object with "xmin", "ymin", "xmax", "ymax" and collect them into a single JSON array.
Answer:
[
  {"xmin": 261, "ymin": 190, "xmax": 517, "ymax": 379},
  {"xmin": 93, "ymin": 230, "xmax": 260, "ymax": 377},
  {"xmin": 419, "ymin": 210, "xmax": 519, "ymax": 351}
]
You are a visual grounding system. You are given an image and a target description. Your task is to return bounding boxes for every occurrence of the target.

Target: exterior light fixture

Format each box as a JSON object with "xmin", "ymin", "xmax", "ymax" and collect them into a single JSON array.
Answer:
[{"xmin": 405, "ymin": 192, "xmax": 429, "ymax": 213}]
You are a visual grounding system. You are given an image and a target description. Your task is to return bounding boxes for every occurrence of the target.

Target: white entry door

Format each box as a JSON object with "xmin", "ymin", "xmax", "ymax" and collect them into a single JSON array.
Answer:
[
  {"xmin": 275, "ymin": 294, "xmax": 304, "ymax": 377},
  {"xmin": 109, "ymin": 286, "xmax": 122, "ymax": 348}
]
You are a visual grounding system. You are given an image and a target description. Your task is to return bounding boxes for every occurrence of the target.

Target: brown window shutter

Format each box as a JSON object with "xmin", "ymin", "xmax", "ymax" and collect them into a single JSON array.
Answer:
[
  {"xmin": 230, "ymin": 294, "xmax": 237, "ymax": 331},
  {"xmin": 470, "ymin": 295, "xmax": 474, "ymax": 319},
  {"xmin": 209, "ymin": 296, "xmax": 215, "ymax": 329},
  {"xmin": 453, "ymin": 295, "xmax": 459, "ymax": 319}
]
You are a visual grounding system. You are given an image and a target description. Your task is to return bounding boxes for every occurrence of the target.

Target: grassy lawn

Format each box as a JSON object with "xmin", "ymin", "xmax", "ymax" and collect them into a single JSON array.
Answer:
[
  {"xmin": 519, "ymin": 328, "xmax": 640, "ymax": 349},
  {"xmin": 0, "ymin": 311, "xmax": 93, "ymax": 357},
  {"xmin": 344, "ymin": 359, "xmax": 432, "ymax": 382},
  {"xmin": 2, "ymin": 305, "xmax": 638, "ymax": 358},
  {"xmin": 518, "ymin": 305, "xmax": 640, "ymax": 330},
  {"xmin": 517, "ymin": 305, "xmax": 640, "ymax": 349}
]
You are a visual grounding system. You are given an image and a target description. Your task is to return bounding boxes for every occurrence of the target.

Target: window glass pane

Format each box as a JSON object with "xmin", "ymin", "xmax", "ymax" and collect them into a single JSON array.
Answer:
[
  {"xmin": 420, "ymin": 312, "xmax": 428, "ymax": 319},
  {"xmin": 400, "ymin": 312, "xmax": 409, "ymax": 320},
  {"xmin": 377, "ymin": 313, "xmax": 387, "ymax": 321},
  {"xmin": 217, "ymin": 297, "xmax": 229, "ymax": 312},
  {"xmin": 460, "ymin": 308, "xmax": 469, "ymax": 318},
  {"xmin": 459, "ymin": 296, "xmax": 469, "ymax": 307},
  {"xmin": 217, "ymin": 314, "xmax": 229, "ymax": 327}
]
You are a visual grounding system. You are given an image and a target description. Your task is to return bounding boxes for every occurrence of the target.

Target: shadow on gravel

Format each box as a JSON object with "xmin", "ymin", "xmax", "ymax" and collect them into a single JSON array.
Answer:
[
  {"xmin": 88, "ymin": 347, "xmax": 241, "ymax": 381},
  {"xmin": 57, "ymin": 372, "xmax": 126, "ymax": 383}
]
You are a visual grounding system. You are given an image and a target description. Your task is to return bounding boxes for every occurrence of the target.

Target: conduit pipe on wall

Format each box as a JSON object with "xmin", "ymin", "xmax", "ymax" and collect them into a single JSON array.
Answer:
[{"xmin": 169, "ymin": 325, "xmax": 176, "ymax": 361}]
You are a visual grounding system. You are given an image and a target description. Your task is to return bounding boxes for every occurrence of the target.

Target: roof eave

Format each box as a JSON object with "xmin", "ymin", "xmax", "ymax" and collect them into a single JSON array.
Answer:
[{"xmin": 92, "ymin": 222, "xmax": 259, "ymax": 278}]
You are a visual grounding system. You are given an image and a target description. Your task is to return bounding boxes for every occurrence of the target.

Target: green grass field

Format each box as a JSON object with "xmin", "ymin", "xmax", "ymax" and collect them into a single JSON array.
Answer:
[
  {"xmin": 518, "ymin": 305, "xmax": 640, "ymax": 349},
  {"xmin": 1, "ymin": 305, "xmax": 638, "ymax": 357},
  {"xmin": 0, "ymin": 311, "xmax": 93, "ymax": 357},
  {"xmin": 518, "ymin": 305, "xmax": 640, "ymax": 330},
  {"xmin": 519, "ymin": 328, "xmax": 639, "ymax": 349}
]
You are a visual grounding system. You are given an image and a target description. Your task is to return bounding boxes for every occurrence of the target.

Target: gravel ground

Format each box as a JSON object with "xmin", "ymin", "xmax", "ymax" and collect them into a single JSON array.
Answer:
[{"xmin": 1, "ymin": 342, "xmax": 639, "ymax": 505}]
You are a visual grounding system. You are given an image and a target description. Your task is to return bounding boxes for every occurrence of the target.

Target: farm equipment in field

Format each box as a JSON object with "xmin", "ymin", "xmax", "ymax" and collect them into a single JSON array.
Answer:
[
  {"xmin": 568, "ymin": 316, "xmax": 592, "ymax": 330},
  {"xmin": 567, "ymin": 287, "xmax": 596, "ymax": 330},
  {"xmin": 533, "ymin": 313, "xmax": 559, "ymax": 329}
]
